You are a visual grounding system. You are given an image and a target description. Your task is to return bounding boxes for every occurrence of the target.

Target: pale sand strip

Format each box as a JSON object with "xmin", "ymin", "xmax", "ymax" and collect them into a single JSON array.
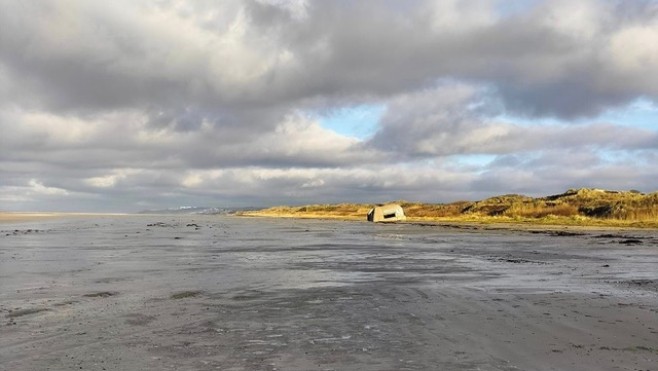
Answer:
[
  {"xmin": 0, "ymin": 212, "xmax": 62, "ymax": 223},
  {"xmin": 0, "ymin": 212, "xmax": 129, "ymax": 224}
]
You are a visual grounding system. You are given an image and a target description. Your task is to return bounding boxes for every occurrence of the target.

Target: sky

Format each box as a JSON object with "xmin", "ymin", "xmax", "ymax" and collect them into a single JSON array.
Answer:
[{"xmin": 1, "ymin": 0, "xmax": 658, "ymax": 212}]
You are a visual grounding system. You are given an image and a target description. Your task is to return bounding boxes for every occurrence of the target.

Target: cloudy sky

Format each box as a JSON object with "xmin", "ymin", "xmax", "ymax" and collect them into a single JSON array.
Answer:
[{"xmin": 1, "ymin": 0, "xmax": 658, "ymax": 212}]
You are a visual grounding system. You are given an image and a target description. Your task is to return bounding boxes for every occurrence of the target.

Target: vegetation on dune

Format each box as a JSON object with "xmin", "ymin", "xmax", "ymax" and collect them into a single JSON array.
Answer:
[
  {"xmin": 241, "ymin": 188, "xmax": 658, "ymax": 227},
  {"xmin": 245, "ymin": 203, "xmax": 372, "ymax": 220}
]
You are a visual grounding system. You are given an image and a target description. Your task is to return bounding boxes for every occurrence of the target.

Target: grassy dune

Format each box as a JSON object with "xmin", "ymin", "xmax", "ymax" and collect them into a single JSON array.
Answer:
[{"xmin": 240, "ymin": 188, "xmax": 658, "ymax": 228}]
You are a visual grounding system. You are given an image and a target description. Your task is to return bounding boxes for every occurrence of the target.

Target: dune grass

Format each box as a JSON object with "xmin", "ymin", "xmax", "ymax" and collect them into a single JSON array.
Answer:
[{"xmin": 240, "ymin": 188, "xmax": 658, "ymax": 228}]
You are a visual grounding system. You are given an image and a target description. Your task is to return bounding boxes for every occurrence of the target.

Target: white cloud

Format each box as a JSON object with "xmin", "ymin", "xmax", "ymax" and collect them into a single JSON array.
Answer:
[
  {"xmin": 28, "ymin": 179, "xmax": 69, "ymax": 196},
  {"xmin": 427, "ymin": 0, "xmax": 497, "ymax": 32},
  {"xmin": 85, "ymin": 169, "xmax": 138, "ymax": 188},
  {"xmin": 536, "ymin": 0, "xmax": 610, "ymax": 41},
  {"xmin": 606, "ymin": 25, "xmax": 658, "ymax": 76}
]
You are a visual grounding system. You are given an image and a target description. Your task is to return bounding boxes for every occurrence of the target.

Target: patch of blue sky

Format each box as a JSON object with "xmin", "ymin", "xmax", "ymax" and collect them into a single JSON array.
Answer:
[
  {"xmin": 597, "ymin": 148, "xmax": 650, "ymax": 166},
  {"xmin": 495, "ymin": 0, "xmax": 542, "ymax": 17},
  {"xmin": 597, "ymin": 149, "xmax": 623, "ymax": 164},
  {"xmin": 315, "ymin": 103, "xmax": 386, "ymax": 140},
  {"xmin": 447, "ymin": 154, "xmax": 497, "ymax": 171},
  {"xmin": 597, "ymin": 98, "xmax": 656, "ymax": 130}
]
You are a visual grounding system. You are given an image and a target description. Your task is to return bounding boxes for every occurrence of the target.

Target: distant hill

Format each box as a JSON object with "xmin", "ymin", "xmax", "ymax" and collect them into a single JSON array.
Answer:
[
  {"xmin": 241, "ymin": 188, "xmax": 658, "ymax": 227},
  {"xmin": 137, "ymin": 206, "xmax": 258, "ymax": 215}
]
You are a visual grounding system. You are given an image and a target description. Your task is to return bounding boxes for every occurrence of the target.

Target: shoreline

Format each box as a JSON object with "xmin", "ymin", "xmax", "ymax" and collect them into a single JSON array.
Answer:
[
  {"xmin": 3, "ymin": 210, "xmax": 657, "ymax": 231},
  {"xmin": 0, "ymin": 212, "xmax": 66, "ymax": 223},
  {"xmin": 238, "ymin": 211, "xmax": 658, "ymax": 231}
]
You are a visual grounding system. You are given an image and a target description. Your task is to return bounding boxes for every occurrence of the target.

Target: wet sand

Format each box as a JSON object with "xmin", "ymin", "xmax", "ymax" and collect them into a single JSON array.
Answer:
[{"xmin": 1, "ymin": 215, "xmax": 657, "ymax": 370}]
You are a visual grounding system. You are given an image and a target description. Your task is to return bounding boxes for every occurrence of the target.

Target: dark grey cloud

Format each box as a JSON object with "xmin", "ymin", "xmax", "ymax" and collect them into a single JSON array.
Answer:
[
  {"xmin": 242, "ymin": 0, "xmax": 658, "ymax": 118},
  {"xmin": 369, "ymin": 84, "xmax": 658, "ymax": 156},
  {"xmin": 2, "ymin": 0, "xmax": 657, "ymax": 116}
]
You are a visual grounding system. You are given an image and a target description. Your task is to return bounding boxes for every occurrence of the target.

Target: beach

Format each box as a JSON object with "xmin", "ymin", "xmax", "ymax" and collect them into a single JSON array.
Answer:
[
  {"xmin": 0, "ymin": 212, "xmax": 63, "ymax": 224},
  {"xmin": 1, "ymin": 215, "xmax": 657, "ymax": 370}
]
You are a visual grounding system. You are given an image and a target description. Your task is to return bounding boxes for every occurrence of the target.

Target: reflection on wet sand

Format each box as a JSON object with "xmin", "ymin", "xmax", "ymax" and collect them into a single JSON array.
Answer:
[{"xmin": 1, "ymin": 215, "xmax": 657, "ymax": 370}]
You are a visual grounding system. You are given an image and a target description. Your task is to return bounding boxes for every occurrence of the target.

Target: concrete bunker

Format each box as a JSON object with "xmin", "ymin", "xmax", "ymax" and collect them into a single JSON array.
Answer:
[{"xmin": 367, "ymin": 204, "xmax": 406, "ymax": 222}]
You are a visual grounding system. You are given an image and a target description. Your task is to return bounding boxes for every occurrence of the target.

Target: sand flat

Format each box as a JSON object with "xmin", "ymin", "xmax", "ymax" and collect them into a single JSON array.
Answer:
[{"xmin": 1, "ymin": 215, "xmax": 657, "ymax": 370}]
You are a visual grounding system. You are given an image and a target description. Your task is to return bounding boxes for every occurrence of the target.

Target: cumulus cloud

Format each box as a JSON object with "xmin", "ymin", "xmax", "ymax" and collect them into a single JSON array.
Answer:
[
  {"xmin": 1, "ymin": 0, "xmax": 657, "ymax": 211},
  {"xmin": 369, "ymin": 84, "xmax": 658, "ymax": 156},
  {"xmin": 3, "ymin": 0, "xmax": 658, "ymax": 116}
]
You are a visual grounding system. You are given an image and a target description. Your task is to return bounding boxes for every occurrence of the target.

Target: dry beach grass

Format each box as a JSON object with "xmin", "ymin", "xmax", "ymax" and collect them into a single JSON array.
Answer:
[{"xmin": 241, "ymin": 188, "xmax": 658, "ymax": 228}]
